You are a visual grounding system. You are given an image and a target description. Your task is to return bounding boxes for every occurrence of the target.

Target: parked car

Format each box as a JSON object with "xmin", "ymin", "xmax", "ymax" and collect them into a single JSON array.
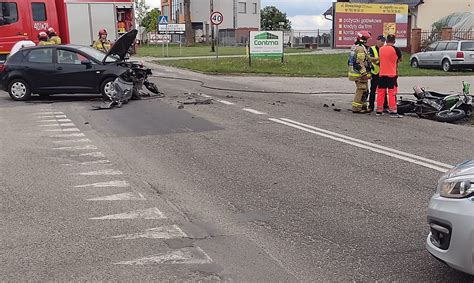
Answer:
[
  {"xmin": 410, "ymin": 40, "xmax": 474, "ymax": 72},
  {"xmin": 427, "ymin": 160, "xmax": 474, "ymax": 275},
  {"xmin": 0, "ymin": 30, "xmax": 138, "ymax": 101}
]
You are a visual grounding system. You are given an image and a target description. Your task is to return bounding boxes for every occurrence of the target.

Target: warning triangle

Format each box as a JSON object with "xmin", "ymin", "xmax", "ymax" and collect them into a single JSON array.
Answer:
[{"xmin": 113, "ymin": 247, "xmax": 213, "ymax": 265}]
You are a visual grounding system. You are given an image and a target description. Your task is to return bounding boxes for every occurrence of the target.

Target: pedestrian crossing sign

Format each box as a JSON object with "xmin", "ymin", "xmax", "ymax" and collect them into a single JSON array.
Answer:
[{"xmin": 159, "ymin": 16, "xmax": 168, "ymax": 25}]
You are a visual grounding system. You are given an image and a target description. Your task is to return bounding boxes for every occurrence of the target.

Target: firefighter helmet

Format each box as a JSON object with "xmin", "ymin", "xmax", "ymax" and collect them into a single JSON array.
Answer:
[
  {"xmin": 356, "ymin": 31, "xmax": 372, "ymax": 43},
  {"xmin": 98, "ymin": 29, "xmax": 107, "ymax": 37},
  {"xmin": 38, "ymin": 31, "xmax": 48, "ymax": 40}
]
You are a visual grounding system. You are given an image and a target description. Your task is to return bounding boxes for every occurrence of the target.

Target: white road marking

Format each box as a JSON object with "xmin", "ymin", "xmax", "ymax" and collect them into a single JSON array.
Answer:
[
  {"xmin": 55, "ymin": 115, "xmax": 67, "ymax": 118},
  {"xmin": 50, "ymin": 133, "xmax": 85, "ymax": 138},
  {"xmin": 54, "ymin": 145, "xmax": 98, "ymax": 150},
  {"xmin": 270, "ymin": 118, "xmax": 453, "ymax": 173},
  {"xmin": 90, "ymin": 207, "xmax": 166, "ymax": 220},
  {"xmin": 87, "ymin": 192, "xmax": 146, "ymax": 201},
  {"xmin": 75, "ymin": 180, "xmax": 129, "ymax": 188},
  {"xmin": 36, "ymin": 115, "xmax": 55, "ymax": 119},
  {"xmin": 242, "ymin": 108, "xmax": 267, "ymax": 115},
  {"xmin": 110, "ymin": 225, "xmax": 187, "ymax": 240},
  {"xmin": 200, "ymin": 94, "xmax": 212, "ymax": 98},
  {"xmin": 113, "ymin": 247, "xmax": 213, "ymax": 265},
  {"xmin": 59, "ymin": 123, "xmax": 75, "ymax": 127},
  {"xmin": 53, "ymin": 139, "xmax": 91, "ymax": 144},
  {"xmin": 34, "ymin": 111, "xmax": 63, "ymax": 115},
  {"xmin": 63, "ymin": 160, "xmax": 111, "ymax": 166},
  {"xmin": 217, "ymin": 99, "xmax": 234, "ymax": 105},
  {"xmin": 76, "ymin": 169, "xmax": 122, "ymax": 176},
  {"xmin": 40, "ymin": 124, "xmax": 60, "ymax": 127},
  {"xmin": 57, "ymin": 119, "xmax": 72, "ymax": 122},
  {"xmin": 45, "ymin": 128, "xmax": 80, "ymax": 132},
  {"xmin": 72, "ymin": 152, "xmax": 105, "ymax": 158},
  {"xmin": 38, "ymin": 119, "xmax": 59, "ymax": 123}
]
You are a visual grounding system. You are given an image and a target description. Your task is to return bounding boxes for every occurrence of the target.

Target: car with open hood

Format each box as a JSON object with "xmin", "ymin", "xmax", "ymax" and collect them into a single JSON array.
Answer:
[{"xmin": 0, "ymin": 29, "xmax": 138, "ymax": 101}]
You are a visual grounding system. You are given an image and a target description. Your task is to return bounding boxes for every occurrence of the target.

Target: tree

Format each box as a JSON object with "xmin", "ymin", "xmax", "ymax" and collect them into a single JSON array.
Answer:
[
  {"xmin": 141, "ymin": 8, "xmax": 161, "ymax": 32},
  {"xmin": 134, "ymin": 0, "xmax": 149, "ymax": 28},
  {"xmin": 260, "ymin": 6, "xmax": 291, "ymax": 31},
  {"xmin": 183, "ymin": 0, "xmax": 194, "ymax": 46}
]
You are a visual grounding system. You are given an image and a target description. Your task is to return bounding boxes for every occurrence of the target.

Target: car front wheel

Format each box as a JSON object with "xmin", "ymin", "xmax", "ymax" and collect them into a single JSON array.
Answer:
[
  {"xmin": 8, "ymin": 79, "xmax": 31, "ymax": 101},
  {"xmin": 101, "ymin": 77, "xmax": 117, "ymax": 101},
  {"xmin": 442, "ymin": 59, "xmax": 451, "ymax": 72},
  {"xmin": 410, "ymin": 58, "xmax": 419, "ymax": 68}
]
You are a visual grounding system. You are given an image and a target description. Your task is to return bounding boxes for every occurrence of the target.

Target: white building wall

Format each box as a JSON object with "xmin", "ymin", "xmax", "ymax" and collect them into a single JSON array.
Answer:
[
  {"xmin": 416, "ymin": 0, "xmax": 473, "ymax": 30},
  {"xmin": 236, "ymin": 0, "xmax": 260, "ymax": 28}
]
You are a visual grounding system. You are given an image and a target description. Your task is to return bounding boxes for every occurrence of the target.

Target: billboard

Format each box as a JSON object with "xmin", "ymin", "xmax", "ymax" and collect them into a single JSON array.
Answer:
[
  {"xmin": 334, "ymin": 3, "xmax": 409, "ymax": 48},
  {"xmin": 250, "ymin": 31, "xmax": 284, "ymax": 58}
]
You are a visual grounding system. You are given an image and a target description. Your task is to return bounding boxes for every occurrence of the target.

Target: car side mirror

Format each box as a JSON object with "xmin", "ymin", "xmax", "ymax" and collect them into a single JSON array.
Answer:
[{"xmin": 81, "ymin": 60, "xmax": 92, "ymax": 68}]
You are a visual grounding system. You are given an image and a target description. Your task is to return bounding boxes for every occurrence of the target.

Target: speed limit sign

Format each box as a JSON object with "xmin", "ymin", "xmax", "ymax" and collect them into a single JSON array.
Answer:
[{"xmin": 210, "ymin": 11, "xmax": 224, "ymax": 25}]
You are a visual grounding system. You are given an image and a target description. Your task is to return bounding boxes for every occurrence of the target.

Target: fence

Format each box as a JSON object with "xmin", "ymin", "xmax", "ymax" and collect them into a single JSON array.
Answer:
[
  {"xmin": 452, "ymin": 29, "xmax": 474, "ymax": 40},
  {"xmin": 420, "ymin": 30, "xmax": 441, "ymax": 48},
  {"xmin": 413, "ymin": 27, "xmax": 474, "ymax": 53},
  {"xmin": 285, "ymin": 30, "xmax": 332, "ymax": 48}
]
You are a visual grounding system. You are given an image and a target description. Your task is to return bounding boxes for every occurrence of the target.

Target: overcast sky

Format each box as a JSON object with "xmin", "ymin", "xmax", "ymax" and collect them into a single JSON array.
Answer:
[{"xmin": 148, "ymin": 0, "xmax": 334, "ymax": 30}]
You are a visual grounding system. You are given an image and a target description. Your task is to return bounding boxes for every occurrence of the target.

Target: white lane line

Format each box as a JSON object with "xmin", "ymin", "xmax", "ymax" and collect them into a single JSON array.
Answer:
[
  {"xmin": 200, "ymin": 94, "xmax": 212, "ymax": 98},
  {"xmin": 87, "ymin": 192, "xmax": 146, "ymax": 201},
  {"xmin": 55, "ymin": 115, "xmax": 67, "ymax": 118},
  {"xmin": 45, "ymin": 128, "xmax": 80, "ymax": 132},
  {"xmin": 242, "ymin": 108, "xmax": 267, "ymax": 115},
  {"xmin": 90, "ymin": 207, "xmax": 166, "ymax": 220},
  {"xmin": 75, "ymin": 180, "xmax": 129, "ymax": 188},
  {"xmin": 40, "ymin": 124, "xmax": 60, "ymax": 127},
  {"xmin": 59, "ymin": 123, "xmax": 75, "ymax": 127},
  {"xmin": 71, "ymin": 152, "xmax": 105, "ymax": 158},
  {"xmin": 37, "ymin": 119, "xmax": 59, "ymax": 123},
  {"xmin": 34, "ymin": 111, "xmax": 63, "ymax": 115},
  {"xmin": 53, "ymin": 139, "xmax": 91, "ymax": 144},
  {"xmin": 36, "ymin": 116, "xmax": 55, "ymax": 119},
  {"xmin": 279, "ymin": 118, "xmax": 453, "ymax": 170},
  {"xmin": 270, "ymin": 118, "xmax": 452, "ymax": 173},
  {"xmin": 62, "ymin": 160, "xmax": 111, "ymax": 166},
  {"xmin": 56, "ymin": 119, "xmax": 72, "ymax": 122},
  {"xmin": 113, "ymin": 247, "xmax": 213, "ymax": 265},
  {"xmin": 110, "ymin": 225, "xmax": 188, "ymax": 240},
  {"xmin": 54, "ymin": 145, "xmax": 98, "ymax": 150},
  {"xmin": 76, "ymin": 169, "xmax": 122, "ymax": 176},
  {"xmin": 50, "ymin": 133, "xmax": 85, "ymax": 138},
  {"xmin": 217, "ymin": 99, "xmax": 235, "ymax": 105}
]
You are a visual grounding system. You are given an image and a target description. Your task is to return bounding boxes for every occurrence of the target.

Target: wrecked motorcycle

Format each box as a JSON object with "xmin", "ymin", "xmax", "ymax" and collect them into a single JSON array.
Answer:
[{"xmin": 397, "ymin": 81, "xmax": 472, "ymax": 123}]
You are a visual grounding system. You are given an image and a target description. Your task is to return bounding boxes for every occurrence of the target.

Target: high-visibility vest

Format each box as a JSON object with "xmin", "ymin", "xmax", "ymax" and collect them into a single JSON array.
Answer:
[
  {"xmin": 370, "ymin": 45, "xmax": 380, "ymax": 75},
  {"xmin": 38, "ymin": 41, "xmax": 53, "ymax": 46}
]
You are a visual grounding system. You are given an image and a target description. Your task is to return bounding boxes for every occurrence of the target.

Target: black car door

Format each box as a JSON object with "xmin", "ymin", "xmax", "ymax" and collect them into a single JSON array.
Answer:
[
  {"xmin": 23, "ymin": 47, "xmax": 57, "ymax": 92},
  {"xmin": 52, "ymin": 48, "xmax": 101, "ymax": 93}
]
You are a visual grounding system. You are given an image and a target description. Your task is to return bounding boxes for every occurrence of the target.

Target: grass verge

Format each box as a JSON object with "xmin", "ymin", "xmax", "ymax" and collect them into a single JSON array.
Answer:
[
  {"xmin": 137, "ymin": 44, "xmax": 312, "ymax": 58},
  {"xmin": 157, "ymin": 52, "xmax": 474, "ymax": 77}
]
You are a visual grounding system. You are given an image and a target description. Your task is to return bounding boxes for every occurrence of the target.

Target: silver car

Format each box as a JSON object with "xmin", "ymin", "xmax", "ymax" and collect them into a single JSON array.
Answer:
[
  {"xmin": 427, "ymin": 160, "xmax": 474, "ymax": 274},
  {"xmin": 410, "ymin": 40, "xmax": 474, "ymax": 72}
]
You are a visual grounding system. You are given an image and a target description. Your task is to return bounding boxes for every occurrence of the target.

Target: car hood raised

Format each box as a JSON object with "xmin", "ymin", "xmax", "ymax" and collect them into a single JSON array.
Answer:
[{"xmin": 103, "ymin": 29, "xmax": 138, "ymax": 63}]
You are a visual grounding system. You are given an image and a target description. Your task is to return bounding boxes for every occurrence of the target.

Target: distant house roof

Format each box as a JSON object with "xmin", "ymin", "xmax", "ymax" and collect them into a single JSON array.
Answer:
[{"xmin": 323, "ymin": 0, "xmax": 424, "ymax": 17}]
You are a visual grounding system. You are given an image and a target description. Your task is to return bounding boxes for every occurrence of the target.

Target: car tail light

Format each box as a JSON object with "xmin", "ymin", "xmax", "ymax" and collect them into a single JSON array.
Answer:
[
  {"xmin": 0, "ymin": 64, "xmax": 5, "ymax": 73},
  {"xmin": 456, "ymin": 52, "xmax": 464, "ymax": 58}
]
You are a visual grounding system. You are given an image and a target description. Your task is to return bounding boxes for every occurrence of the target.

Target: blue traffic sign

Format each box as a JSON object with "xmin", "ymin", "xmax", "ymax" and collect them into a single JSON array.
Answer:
[{"xmin": 159, "ymin": 16, "xmax": 168, "ymax": 25}]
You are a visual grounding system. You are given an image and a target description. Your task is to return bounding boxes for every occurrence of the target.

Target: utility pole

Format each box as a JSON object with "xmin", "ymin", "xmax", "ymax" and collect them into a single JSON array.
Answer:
[{"xmin": 210, "ymin": 0, "xmax": 215, "ymax": 52}]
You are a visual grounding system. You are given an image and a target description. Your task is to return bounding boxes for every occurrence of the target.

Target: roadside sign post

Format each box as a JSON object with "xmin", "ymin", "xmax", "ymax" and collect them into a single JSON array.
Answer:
[
  {"xmin": 158, "ymin": 18, "xmax": 185, "ymax": 57},
  {"xmin": 249, "ymin": 31, "xmax": 284, "ymax": 66},
  {"xmin": 158, "ymin": 16, "xmax": 168, "ymax": 57},
  {"xmin": 210, "ymin": 11, "xmax": 223, "ymax": 60}
]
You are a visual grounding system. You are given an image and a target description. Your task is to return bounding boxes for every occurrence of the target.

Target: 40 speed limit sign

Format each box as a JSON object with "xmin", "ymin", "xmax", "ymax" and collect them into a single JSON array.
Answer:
[{"xmin": 210, "ymin": 11, "xmax": 223, "ymax": 25}]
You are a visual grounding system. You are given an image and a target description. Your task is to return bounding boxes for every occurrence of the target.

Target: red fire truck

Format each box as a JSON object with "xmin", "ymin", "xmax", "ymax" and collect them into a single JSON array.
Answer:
[{"xmin": 0, "ymin": 0, "xmax": 134, "ymax": 62}]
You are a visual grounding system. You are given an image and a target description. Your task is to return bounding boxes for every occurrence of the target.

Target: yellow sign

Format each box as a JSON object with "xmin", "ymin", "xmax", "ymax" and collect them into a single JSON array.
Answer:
[
  {"xmin": 383, "ymin": 23, "xmax": 397, "ymax": 36},
  {"xmin": 335, "ymin": 3, "xmax": 408, "ymax": 15}
]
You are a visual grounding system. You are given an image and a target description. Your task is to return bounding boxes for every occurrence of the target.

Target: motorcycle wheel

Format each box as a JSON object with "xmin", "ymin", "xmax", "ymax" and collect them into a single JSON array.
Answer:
[
  {"xmin": 397, "ymin": 101, "xmax": 415, "ymax": 114},
  {"xmin": 435, "ymin": 109, "xmax": 466, "ymax": 122},
  {"xmin": 145, "ymin": 81, "xmax": 159, "ymax": 94}
]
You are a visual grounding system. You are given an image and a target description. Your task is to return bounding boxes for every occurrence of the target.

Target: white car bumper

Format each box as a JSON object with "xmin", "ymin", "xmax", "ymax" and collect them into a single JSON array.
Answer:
[{"xmin": 426, "ymin": 194, "xmax": 474, "ymax": 275}]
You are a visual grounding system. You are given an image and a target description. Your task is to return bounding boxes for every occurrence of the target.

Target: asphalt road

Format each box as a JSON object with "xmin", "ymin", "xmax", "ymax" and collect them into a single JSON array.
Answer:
[{"xmin": 1, "ymin": 66, "xmax": 474, "ymax": 281}]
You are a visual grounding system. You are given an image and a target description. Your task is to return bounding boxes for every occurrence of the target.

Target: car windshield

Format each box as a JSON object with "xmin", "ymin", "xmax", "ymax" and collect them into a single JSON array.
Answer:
[{"xmin": 77, "ymin": 46, "xmax": 119, "ymax": 63}]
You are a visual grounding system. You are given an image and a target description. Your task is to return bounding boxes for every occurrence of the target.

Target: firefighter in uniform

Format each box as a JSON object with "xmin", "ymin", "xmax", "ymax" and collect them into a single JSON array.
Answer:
[
  {"xmin": 93, "ymin": 29, "xmax": 112, "ymax": 52},
  {"xmin": 47, "ymin": 27, "xmax": 62, "ymax": 45},
  {"xmin": 348, "ymin": 31, "xmax": 372, "ymax": 113},
  {"xmin": 38, "ymin": 32, "xmax": 53, "ymax": 46}
]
